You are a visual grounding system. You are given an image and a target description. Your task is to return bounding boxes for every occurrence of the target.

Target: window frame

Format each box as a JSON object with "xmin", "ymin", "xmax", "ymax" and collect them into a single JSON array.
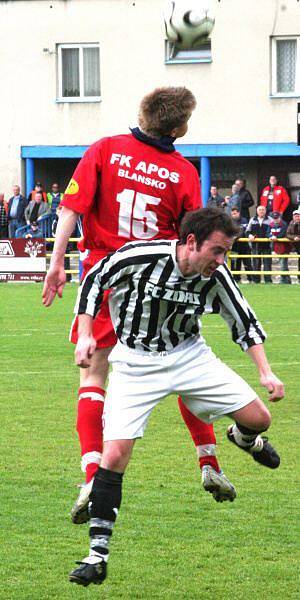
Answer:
[
  {"xmin": 164, "ymin": 39, "xmax": 212, "ymax": 65},
  {"xmin": 271, "ymin": 36, "xmax": 300, "ymax": 98},
  {"xmin": 57, "ymin": 43, "xmax": 101, "ymax": 103}
]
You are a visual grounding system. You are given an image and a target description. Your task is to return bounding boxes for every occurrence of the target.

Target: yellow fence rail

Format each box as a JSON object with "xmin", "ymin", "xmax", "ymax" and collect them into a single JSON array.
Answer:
[{"xmin": 45, "ymin": 237, "xmax": 300, "ymax": 277}]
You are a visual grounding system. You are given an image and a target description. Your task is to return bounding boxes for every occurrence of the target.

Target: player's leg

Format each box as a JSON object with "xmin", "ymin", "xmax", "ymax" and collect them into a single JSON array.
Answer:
[
  {"xmin": 71, "ymin": 347, "xmax": 112, "ymax": 524},
  {"xmin": 228, "ymin": 397, "xmax": 280, "ymax": 468},
  {"xmin": 70, "ymin": 291, "xmax": 117, "ymax": 524},
  {"xmin": 177, "ymin": 398, "xmax": 236, "ymax": 502},
  {"xmin": 70, "ymin": 346, "xmax": 167, "ymax": 586},
  {"xmin": 69, "ymin": 439, "xmax": 135, "ymax": 587},
  {"xmin": 175, "ymin": 341, "xmax": 280, "ymax": 476}
]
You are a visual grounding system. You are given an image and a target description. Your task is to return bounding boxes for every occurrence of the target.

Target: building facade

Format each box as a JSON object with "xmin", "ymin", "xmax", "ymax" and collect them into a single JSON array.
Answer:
[{"xmin": 1, "ymin": 0, "xmax": 300, "ymax": 207}]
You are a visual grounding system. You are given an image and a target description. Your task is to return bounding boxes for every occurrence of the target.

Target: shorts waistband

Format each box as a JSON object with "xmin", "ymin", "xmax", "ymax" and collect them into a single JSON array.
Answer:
[{"xmin": 118, "ymin": 336, "xmax": 199, "ymax": 358}]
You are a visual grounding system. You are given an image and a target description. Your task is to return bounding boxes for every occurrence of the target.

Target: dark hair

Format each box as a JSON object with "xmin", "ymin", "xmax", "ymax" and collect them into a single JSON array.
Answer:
[
  {"xmin": 179, "ymin": 208, "xmax": 240, "ymax": 247},
  {"xmin": 138, "ymin": 86, "xmax": 196, "ymax": 137}
]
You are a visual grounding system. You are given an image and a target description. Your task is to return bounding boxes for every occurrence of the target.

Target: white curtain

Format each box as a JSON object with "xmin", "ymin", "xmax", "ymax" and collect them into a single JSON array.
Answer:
[
  {"xmin": 83, "ymin": 47, "xmax": 100, "ymax": 97},
  {"xmin": 277, "ymin": 40, "xmax": 296, "ymax": 93},
  {"xmin": 62, "ymin": 48, "xmax": 80, "ymax": 97}
]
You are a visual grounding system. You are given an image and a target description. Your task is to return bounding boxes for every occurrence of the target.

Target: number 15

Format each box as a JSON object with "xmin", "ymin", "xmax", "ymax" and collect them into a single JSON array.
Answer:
[{"xmin": 117, "ymin": 189, "xmax": 161, "ymax": 239}]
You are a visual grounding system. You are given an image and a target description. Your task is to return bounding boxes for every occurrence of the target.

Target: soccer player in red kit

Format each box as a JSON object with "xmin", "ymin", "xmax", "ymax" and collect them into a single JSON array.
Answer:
[{"xmin": 43, "ymin": 87, "xmax": 236, "ymax": 521}]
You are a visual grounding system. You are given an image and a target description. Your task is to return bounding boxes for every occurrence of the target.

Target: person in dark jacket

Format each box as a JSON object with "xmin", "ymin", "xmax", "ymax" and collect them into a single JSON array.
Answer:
[
  {"xmin": 267, "ymin": 211, "xmax": 291, "ymax": 284},
  {"xmin": 206, "ymin": 185, "xmax": 225, "ymax": 209},
  {"xmin": 246, "ymin": 205, "xmax": 272, "ymax": 283},
  {"xmin": 7, "ymin": 185, "xmax": 27, "ymax": 237},
  {"xmin": 230, "ymin": 207, "xmax": 252, "ymax": 282},
  {"xmin": 235, "ymin": 178, "xmax": 254, "ymax": 221}
]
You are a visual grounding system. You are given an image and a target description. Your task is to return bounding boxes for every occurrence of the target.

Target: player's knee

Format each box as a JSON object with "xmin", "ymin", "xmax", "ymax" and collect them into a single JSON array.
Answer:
[
  {"xmin": 102, "ymin": 445, "xmax": 130, "ymax": 472},
  {"xmin": 256, "ymin": 406, "xmax": 271, "ymax": 432}
]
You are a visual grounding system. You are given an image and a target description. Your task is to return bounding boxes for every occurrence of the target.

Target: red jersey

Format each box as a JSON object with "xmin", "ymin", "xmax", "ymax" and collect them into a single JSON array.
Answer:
[{"xmin": 61, "ymin": 133, "xmax": 201, "ymax": 256}]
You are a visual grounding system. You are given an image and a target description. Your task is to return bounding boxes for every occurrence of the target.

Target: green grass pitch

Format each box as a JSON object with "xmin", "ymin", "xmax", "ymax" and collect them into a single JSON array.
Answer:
[{"xmin": 1, "ymin": 283, "xmax": 299, "ymax": 599}]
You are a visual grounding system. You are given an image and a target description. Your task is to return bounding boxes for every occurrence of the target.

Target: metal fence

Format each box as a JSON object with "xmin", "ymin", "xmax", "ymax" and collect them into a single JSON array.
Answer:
[{"xmin": 45, "ymin": 237, "xmax": 300, "ymax": 281}]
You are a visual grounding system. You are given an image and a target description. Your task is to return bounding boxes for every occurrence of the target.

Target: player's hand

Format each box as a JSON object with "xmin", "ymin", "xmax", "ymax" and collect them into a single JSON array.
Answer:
[
  {"xmin": 260, "ymin": 372, "xmax": 285, "ymax": 402},
  {"xmin": 75, "ymin": 334, "xmax": 97, "ymax": 368},
  {"xmin": 42, "ymin": 265, "xmax": 66, "ymax": 307}
]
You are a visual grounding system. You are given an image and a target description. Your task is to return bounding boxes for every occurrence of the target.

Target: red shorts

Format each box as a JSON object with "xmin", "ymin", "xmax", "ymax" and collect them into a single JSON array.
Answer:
[{"xmin": 70, "ymin": 250, "xmax": 117, "ymax": 349}]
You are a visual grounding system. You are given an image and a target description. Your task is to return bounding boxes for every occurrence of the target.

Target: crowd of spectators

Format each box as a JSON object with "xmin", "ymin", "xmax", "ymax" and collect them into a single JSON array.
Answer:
[
  {"xmin": 207, "ymin": 175, "xmax": 300, "ymax": 283},
  {"xmin": 1, "ymin": 175, "xmax": 300, "ymax": 283},
  {"xmin": 0, "ymin": 181, "xmax": 63, "ymax": 239}
]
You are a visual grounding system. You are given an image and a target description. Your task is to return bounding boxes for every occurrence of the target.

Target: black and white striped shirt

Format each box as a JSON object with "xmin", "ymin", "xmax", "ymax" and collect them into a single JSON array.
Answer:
[{"xmin": 75, "ymin": 239, "xmax": 266, "ymax": 353}]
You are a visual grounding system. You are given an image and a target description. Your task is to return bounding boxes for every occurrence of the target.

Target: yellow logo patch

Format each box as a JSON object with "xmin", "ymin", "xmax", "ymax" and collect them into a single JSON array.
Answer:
[{"xmin": 65, "ymin": 178, "xmax": 79, "ymax": 195}]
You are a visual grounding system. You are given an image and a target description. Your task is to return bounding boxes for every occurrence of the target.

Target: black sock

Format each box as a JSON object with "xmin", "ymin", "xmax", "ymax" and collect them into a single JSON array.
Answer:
[{"xmin": 89, "ymin": 467, "xmax": 123, "ymax": 561}]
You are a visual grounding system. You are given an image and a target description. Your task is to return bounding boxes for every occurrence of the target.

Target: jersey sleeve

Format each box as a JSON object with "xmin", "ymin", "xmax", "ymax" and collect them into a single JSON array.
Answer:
[
  {"xmin": 212, "ymin": 265, "xmax": 266, "ymax": 351},
  {"xmin": 61, "ymin": 141, "xmax": 103, "ymax": 215}
]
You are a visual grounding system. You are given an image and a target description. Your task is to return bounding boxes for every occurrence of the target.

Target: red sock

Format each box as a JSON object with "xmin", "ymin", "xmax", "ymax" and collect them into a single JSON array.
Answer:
[
  {"xmin": 178, "ymin": 397, "xmax": 220, "ymax": 472},
  {"xmin": 77, "ymin": 386, "xmax": 105, "ymax": 483}
]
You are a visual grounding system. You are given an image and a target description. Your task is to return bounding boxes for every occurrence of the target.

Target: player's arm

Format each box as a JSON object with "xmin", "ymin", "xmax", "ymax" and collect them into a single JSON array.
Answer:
[
  {"xmin": 43, "ymin": 142, "xmax": 103, "ymax": 307},
  {"xmin": 246, "ymin": 344, "xmax": 284, "ymax": 402},
  {"xmin": 42, "ymin": 206, "xmax": 79, "ymax": 306},
  {"xmin": 75, "ymin": 314, "xmax": 96, "ymax": 368},
  {"xmin": 213, "ymin": 266, "xmax": 284, "ymax": 401}
]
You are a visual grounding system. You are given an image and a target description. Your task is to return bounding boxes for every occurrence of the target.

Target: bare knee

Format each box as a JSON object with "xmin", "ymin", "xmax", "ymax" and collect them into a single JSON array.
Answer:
[
  {"xmin": 232, "ymin": 398, "xmax": 271, "ymax": 432},
  {"xmin": 101, "ymin": 441, "xmax": 135, "ymax": 473},
  {"xmin": 255, "ymin": 406, "xmax": 271, "ymax": 431}
]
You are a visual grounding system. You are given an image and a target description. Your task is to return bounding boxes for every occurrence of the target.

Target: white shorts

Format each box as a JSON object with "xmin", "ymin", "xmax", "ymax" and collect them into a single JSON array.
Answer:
[{"xmin": 103, "ymin": 337, "xmax": 257, "ymax": 441}]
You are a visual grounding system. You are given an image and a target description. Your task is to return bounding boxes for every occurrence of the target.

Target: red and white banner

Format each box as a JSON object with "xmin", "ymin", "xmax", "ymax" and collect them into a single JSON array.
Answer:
[{"xmin": 0, "ymin": 239, "xmax": 46, "ymax": 282}]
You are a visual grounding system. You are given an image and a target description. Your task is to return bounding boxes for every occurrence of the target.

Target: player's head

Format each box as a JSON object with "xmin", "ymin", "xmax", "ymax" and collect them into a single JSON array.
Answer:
[
  {"xmin": 138, "ymin": 86, "xmax": 196, "ymax": 139},
  {"xmin": 178, "ymin": 208, "xmax": 239, "ymax": 277}
]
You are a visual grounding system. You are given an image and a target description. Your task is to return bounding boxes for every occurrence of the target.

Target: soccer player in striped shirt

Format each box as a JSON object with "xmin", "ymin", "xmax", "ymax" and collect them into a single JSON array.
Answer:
[
  {"xmin": 43, "ymin": 87, "xmax": 236, "ymax": 520},
  {"xmin": 69, "ymin": 208, "xmax": 284, "ymax": 586}
]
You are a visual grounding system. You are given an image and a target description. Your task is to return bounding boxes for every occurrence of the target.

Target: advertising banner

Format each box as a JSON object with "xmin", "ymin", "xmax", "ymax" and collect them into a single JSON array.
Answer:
[{"xmin": 0, "ymin": 239, "xmax": 46, "ymax": 282}]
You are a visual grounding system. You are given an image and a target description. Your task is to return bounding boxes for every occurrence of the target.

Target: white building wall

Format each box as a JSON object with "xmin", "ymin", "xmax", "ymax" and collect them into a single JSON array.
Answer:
[{"xmin": 0, "ymin": 0, "xmax": 300, "ymax": 194}]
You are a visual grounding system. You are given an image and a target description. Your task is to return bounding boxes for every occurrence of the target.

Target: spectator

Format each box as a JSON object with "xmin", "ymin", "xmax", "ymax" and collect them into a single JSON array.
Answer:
[
  {"xmin": 27, "ymin": 181, "xmax": 47, "ymax": 203},
  {"xmin": 286, "ymin": 208, "xmax": 300, "ymax": 283},
  {"xmin": 260, "ymin": 175, "xmax": 290, "ymax": 217},
  {"xmin": 7, "ymin": 185, "xmax": 27, "ymax": 237},
  {"xmin": 235, "ymin": 178, "xmax": 254, "ymax": 221},
  {"xmin": 230, "ymin": 207, "xmax": 252, "ymax": 283},
  {"xmin": 47, "ymin": 182, "xmax": 63, "ymax": 223},
  {"xmin": 206, "ymin": 185, "xmax": 225, "ymax": 209},
  {"xmin": 267, "ymin": 211, "xmax": 291, "ymax": 284},
  {"xmin": 224, "ymin": 184, "xmax": 241, "ymax": 215},
  {"xmin": 25, "ymin": 222, "xmax": 43, "ymax": 239},
  {"xmin": 25, "ymin": 191, "xmax": 51, "ymax": 227},
  {"xmin": 0, "ymin": 193, "xmax": 8, "ymax": 238},
  {"xmin": 246, "ymin": 205, "xmax": 272, "ymax": 284}
]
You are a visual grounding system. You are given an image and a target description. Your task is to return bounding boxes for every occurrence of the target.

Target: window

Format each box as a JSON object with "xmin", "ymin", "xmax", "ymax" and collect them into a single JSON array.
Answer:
[
  {"xmin": 165, "ymin": 40, "xmax": 212, "ymax": 64},
  {"xmin": 271, "ymin": 37, "xmax": 300, "ymax": 97},
  {"xmin": 57, "ymin": 44, "xmax": 100, "ymax": 102}
]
